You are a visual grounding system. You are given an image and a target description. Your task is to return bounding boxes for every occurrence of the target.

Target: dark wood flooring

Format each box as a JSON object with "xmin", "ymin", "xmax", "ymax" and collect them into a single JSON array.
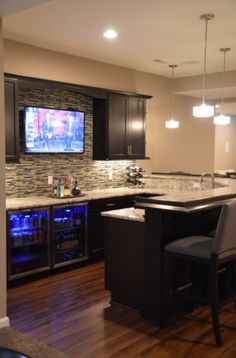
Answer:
[{"xmin": 7, "ymin": 262, "xmax": 236, "ymax": 357}]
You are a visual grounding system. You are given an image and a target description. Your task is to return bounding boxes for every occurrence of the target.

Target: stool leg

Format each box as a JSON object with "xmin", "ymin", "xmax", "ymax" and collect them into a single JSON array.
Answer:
[{"xmin": 210, "ymin": 265, "xmax": 222, "ymax": 347}]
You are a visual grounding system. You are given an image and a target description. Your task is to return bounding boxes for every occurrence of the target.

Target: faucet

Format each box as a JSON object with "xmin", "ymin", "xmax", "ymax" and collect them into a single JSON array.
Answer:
[{"xmin": 200, "ymin": 172, "xmax": 215, "ymax": 188}]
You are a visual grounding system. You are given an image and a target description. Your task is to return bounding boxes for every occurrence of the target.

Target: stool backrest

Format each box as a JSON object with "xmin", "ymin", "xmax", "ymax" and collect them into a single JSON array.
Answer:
[{"xmin": 213, "ymin": 199, "xmax": 236, "ymax": 258}]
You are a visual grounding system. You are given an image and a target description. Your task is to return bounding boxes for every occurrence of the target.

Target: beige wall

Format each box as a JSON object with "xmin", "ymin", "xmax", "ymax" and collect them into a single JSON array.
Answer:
[
  {"xmin": 139, "ymin": 94, "xmax": 214, "ymax": 174},
  {"xmin": 0, "ymin": 18, "xmax": 8, "ymax": 327},
  {"xmin": 175, "ymin": 70, "xmax": 236, "ymax": 93},
  {"xmin": 214, "ymin": 117, "xmax": 236, "ymax": 170},
  {"xmin": 4, "ymin": 39, "xmax": 215, "ymax": 174}
]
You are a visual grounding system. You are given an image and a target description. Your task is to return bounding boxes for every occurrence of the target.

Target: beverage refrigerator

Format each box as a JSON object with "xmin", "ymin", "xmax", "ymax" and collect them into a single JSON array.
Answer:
[
  {"xmin": 52, "ymin": 203, "xmax": 88, "ymax": 267},
  {"xmin": 7, "ymin": 207, "xmax": 50, "ymax": 280}
]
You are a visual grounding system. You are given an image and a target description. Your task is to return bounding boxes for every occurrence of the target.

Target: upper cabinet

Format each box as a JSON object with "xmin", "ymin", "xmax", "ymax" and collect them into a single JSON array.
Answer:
[
  {"xmin": 5, "ymin": 77, "xmax": 19, "ymax": 162},
  {"xmin": 93, "ymin": 92, "xmax": 149, "ymax": 160}
]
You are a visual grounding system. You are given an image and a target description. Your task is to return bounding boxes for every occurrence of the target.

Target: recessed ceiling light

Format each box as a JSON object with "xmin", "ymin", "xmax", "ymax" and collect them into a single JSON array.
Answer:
[{"xmin": 103, "ymin": 29, "xmax": 118, "ymax": 39}]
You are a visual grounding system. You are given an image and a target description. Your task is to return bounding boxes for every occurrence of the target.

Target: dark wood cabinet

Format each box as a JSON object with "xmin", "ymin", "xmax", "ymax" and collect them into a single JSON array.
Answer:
[
  {"xmin": 4, "ymin": 77, "xmax": 19, "ymax": 162},
  {"xmin": 104, "ymin": 217, "xmax": 145, "ymax": 310},
  {"xmin": 126, "ymin": 96, "xmax": 146, "ymax": 158},
  {"xmin": 108, "ymin": 93, "xmax": 127, "ymax": 159},
  {"xmin": 93, "ymin": 92, "xmax": 149, "ymax": 160},
  {"xmin": 89, "ymin": 195, "xmax": 135, "ymax": 261}
]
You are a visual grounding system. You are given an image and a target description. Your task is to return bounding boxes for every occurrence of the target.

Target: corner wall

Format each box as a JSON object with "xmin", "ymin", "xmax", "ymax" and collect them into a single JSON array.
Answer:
[
  {"xmin": 0, "ymin": 18, "xmax": 9, "ymax": 328},
  {"xmin": 214, "ymin": 116, "xmax": 236, "ymax": 170}
]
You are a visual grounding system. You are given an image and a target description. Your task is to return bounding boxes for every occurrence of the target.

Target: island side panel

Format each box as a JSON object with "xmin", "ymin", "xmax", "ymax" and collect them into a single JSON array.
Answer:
[{"xmin": 104, "ymin": 217, "xmax": 145, "ymax": 311}]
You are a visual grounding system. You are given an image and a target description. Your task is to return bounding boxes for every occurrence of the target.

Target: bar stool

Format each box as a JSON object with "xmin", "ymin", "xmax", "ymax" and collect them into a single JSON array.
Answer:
[{"xmin": 164, "ymin": 199, "xmax": 236, "ymax": 347}]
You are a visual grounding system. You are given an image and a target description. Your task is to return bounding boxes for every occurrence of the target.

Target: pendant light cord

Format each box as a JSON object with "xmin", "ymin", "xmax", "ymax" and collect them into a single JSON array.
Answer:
[
  {"xmin": 171, "ymin": 66, "xmax": 174, "ymax": 119},
  {"xmin": 222, "ymin": 50, "xmax": 226, "ymax": 106},
  {"xmin": 220, "ymin": 48, "xmax": 230, "ymax": 108},
  {"xmin": 202, "ymin": 17, "xmax": 208, "ymax": 104},
  {"xmin": 200, "ymin": 14, "xmax": 214, "ymax": 105},
  {"xmin": 169, "ymin": 64, "xmax": 177, "ymax": 120}
]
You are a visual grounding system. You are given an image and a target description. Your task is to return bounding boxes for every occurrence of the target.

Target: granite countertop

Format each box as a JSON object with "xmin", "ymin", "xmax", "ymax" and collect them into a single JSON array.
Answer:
[
  {"xmin": 135, "ymin": 177, "xmax": 236, "ymax": 212},
  {"xmin": 101, "ymin": 207, "xmax": 145, "ymax": 222},
  {"xmin": 6, "ymin": 176, "xmax": 236, "ymax": 212},
  {"xmin": 6, "ymin": 187, "xmax": 163, "ymax": 210}
]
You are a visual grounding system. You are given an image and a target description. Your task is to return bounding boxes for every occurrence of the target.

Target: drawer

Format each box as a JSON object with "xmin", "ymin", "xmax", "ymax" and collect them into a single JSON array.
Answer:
[{"xmin": 89, "ymin": 196, "xmax": 133, "ymax": 213}]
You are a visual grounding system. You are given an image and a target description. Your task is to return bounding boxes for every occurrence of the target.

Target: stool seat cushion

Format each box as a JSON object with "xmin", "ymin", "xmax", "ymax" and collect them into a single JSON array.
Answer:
[{"xmin": 165, "ymin": 236, "xmax": 213, "ymax": 259}]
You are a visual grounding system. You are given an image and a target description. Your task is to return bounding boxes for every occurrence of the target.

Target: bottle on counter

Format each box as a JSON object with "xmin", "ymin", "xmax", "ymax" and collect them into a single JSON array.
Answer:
[
  {"xmin": 57, "ymin": 178, "xmax": 64, "ymax": 198},
  {"xmin": 72, "ymin": 180, "xmax": 81, "ymax": 196},
  {"xmin": 53, "ymin": 178, "xmax": 58, "ymax": 197},
  {"xmin": 64, "ymin": 176, "xmax": 71, "ymax": 197}
]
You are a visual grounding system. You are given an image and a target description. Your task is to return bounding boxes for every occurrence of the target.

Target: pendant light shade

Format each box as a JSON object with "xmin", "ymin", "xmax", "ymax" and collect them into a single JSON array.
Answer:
[
  {"xmin": 193, "ymin": 14, "xmax": 215, "ymax": 118},
  {"xmin": 193, "ymin": 103, "xmax": 214, "ymax": 118},
  {"xmin": 165, "ymin": 64, "xmax": 180, "ymax": 129},
  {"xmin": 214, "ymin": 48, "xmax": 231, "ymax": 126},
  {"xmin": 165, "ymin": 119, "xmax": 179, "ymax": 128},
  {"xmin": 213, "ymin": 114, "xmax": 230, "ymax": 125}
]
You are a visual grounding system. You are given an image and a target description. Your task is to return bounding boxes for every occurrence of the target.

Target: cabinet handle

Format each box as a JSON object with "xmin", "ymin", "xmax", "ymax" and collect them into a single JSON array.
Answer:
[{"xmin": 106, "ymin": 203, "xmax": 116, "ymax": 207}]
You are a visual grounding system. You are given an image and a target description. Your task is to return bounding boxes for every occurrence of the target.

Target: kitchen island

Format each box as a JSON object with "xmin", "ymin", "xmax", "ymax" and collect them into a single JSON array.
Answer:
[{"xmin": 102, "ymin": 179, "xmax": 236, "ymax": 326}]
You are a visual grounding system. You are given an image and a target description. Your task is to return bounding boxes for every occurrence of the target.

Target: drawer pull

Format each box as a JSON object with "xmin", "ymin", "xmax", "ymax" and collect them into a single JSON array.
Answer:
[{"xmin": 106, "ymin": 203, "xmax": 116, "ymax": 207}]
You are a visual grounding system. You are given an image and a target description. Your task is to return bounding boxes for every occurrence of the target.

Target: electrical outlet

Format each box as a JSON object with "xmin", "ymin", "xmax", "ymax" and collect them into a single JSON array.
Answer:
[
  {"xmin": 108, "ymin": 170, "xmax": 113, "ymax": 180},
  {"xmin": 225, "ymin": 141, "xmax": 230, "ymax": 153},
  {"xmin": 48, "ymin": 175, "xmax": 53, "ymax": 184}
]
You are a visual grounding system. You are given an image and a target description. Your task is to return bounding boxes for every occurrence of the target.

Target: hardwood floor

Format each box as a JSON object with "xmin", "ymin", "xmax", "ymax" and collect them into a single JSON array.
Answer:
[{"xmin": 7, "ymin": 262, "xmax": 236, "ymax": 357}]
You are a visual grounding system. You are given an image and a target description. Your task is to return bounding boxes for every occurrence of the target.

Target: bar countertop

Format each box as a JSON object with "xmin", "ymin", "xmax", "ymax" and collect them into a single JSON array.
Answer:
[
  {"xmin": 101, "ymin": 207, "xmax": 145, "ymax": 222},
  {"xmin": 135, "ymin": 177, "xmax": 236, "ymax": 212}
]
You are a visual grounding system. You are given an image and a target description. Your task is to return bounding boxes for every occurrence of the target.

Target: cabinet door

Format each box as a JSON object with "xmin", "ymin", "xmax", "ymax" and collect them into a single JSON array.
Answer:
[
  {"xmin": 7, "ymin": 207, "xmax": 50, "ymax": 280},
  {"xmin": 89, "ymin": 196, "xmax": 134, "ymax": 261},
  {"xmin": 5, "ymin": 77, "xmax": 19, "ymax": 162},
  {"xmin": 127, "ymin": 97, "xmax": 145, "ymax": 158},
  {"xmin": 108, "ymin": 93, "xmax": 127, "ymax": 159},
  {"xmin": 52, "ymin": 204, "xmax": 88, "ymax": 268}
]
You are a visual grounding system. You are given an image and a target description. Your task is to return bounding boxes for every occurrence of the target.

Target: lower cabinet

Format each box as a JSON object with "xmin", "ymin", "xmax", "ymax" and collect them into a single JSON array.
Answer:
[
  {"xmin": 7, "ymin": 202, "xmax": 88, "ymax": 281},
  {"xmin": 89, "ymin": 196, "xmax": 135, "ymax": 261},
  {"xmin": 7, "ymin": 195, "xmax": 150, "ymax": 280}
]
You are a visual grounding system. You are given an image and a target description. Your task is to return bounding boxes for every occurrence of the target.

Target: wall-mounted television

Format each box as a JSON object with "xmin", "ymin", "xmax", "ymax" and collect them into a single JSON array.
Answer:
[{"xmin": 24, "ymin": 106, "xmax": 85, "ymax": 154}]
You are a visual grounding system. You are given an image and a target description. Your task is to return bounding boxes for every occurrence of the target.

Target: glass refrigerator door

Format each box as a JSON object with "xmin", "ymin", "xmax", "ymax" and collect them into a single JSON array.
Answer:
[
  {"xmin": 53, "ymin": 204, "xmax": 88, "ymax": 267},
  {"xmin": 8, "ymin": 208, "xmax": 50, "ymax": 279}
]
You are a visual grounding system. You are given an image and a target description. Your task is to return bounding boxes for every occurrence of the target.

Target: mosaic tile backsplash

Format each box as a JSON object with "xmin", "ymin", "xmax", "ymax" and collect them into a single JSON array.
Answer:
[{"xmin": 5, "ymin": 87, "xmax": 132, "ymax": 197}]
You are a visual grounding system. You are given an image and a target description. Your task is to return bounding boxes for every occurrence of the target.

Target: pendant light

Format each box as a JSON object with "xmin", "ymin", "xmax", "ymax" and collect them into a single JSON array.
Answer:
[
  {"xmin": 193, "ymin": 14, "xmax": 215, "ymax": 118},
  {"xmin": 214, "ymin": 48, "xmax": 231, "ymax": 125},
  {"xmin": 165, "ymin": 64, "xmax": 179, "ymax": 129}
]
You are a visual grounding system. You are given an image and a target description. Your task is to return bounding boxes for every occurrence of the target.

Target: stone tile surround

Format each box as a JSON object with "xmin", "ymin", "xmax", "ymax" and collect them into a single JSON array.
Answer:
[
  {"xmin": 5, "ymin": 87, "xmax": 132, "ymax": 197},
  {"xmin": 144, "ymin": 175, "xmax": 225, "ymax": 191}
]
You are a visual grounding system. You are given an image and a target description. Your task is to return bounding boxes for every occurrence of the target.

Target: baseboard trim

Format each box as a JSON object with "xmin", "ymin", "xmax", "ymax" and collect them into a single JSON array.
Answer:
[{"xmin": 0, "ymin": 317, "xmax": 10, "ymax": 328}]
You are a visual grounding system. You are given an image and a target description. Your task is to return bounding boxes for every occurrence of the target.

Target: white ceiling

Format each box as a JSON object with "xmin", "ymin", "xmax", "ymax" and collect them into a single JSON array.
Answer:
[{"xmin": 2, "ymin": 0, "xmax": 236, "ymax": 78}]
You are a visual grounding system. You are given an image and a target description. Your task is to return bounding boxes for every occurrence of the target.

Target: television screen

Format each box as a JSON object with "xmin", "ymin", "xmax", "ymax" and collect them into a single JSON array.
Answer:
[{"xmin": 24, "ymin": 106, "xmax": 85, "ymax": 153}]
